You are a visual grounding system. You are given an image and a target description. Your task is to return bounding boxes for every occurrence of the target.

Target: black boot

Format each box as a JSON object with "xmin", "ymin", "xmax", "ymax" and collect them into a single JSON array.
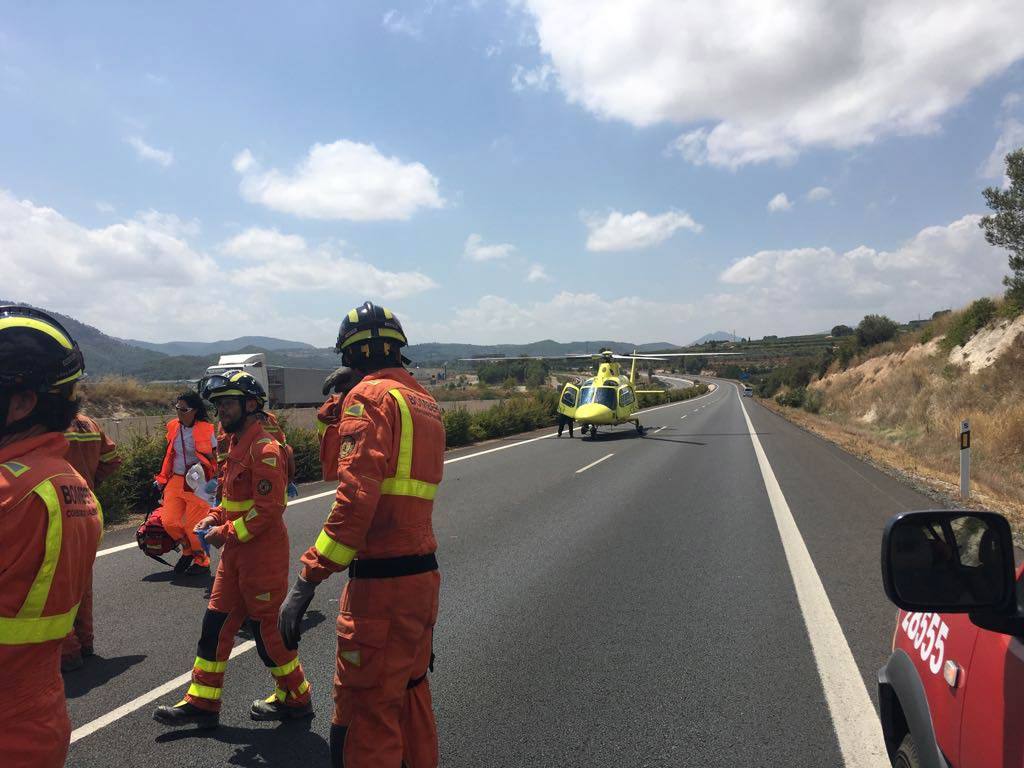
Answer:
[
  {"xmin": 173, "ymin": 554, "xmax": 194, "ymax": 574},
  {"xmin": 250, "ymin": 693, "xmax": 314, "ymax": 721},
  {"xmin": 153, "ymin": 700, "xmax": 219, "ymax": 729}
]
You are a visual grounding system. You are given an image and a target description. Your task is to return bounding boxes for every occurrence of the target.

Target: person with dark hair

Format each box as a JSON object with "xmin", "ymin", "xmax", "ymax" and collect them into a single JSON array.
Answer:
[
  {"xmin": 0, "ymin": 306, "xmax": 102, "ymax": 768},
  {"xmin": 279, "ymin": 301, "xmax": 443, "ymax": 768},
  {"xmin": 155, "ymin": 390, "xmax": 217, "ymax": 575}
]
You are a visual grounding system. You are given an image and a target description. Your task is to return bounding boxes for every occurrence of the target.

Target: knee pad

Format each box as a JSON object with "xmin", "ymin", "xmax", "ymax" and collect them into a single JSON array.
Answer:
[
  {"xmin": 330, "ymin": 725, "xmax": 348, "ymax": 767},
  {"xmin": 248, "ymin": 618, "xmax": 275, "ymax": 668},
  {"xmin": 197, "ymin": 610, "xmax": 230, "ymax": 660}
]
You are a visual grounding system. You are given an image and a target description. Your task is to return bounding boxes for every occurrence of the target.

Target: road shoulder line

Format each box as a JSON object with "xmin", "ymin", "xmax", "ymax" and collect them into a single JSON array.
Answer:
[{"xmin": 737, "ymin": 386, "xmax": 888, "ymax": 768}]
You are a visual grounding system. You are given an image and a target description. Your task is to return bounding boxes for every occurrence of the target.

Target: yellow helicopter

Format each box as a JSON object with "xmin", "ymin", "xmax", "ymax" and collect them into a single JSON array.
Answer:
[{"xmin": 460, "ymin": 348, "xmax": 738, "ymax": 438}]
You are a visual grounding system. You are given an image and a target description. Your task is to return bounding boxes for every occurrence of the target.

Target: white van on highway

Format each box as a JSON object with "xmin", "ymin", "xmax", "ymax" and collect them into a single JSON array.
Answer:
[{"xmin": 742, "ymin": 385, "xmax": 753, "ymax": 397}]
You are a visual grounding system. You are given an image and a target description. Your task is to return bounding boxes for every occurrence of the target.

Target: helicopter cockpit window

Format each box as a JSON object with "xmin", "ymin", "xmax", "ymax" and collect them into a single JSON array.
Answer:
[
  {"xmin": 619, "ymin": 387, "xmax": 635, "ymax": 406},
  {"xmin": 594, "ymin": 387, "xmax": 617, "ymax": 409}
]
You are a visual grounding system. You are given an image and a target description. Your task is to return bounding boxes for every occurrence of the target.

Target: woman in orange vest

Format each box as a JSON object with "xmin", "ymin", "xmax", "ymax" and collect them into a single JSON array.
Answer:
[{"xmin": 155, "ymin": 391, "xmax": 217, "ymax": 575}]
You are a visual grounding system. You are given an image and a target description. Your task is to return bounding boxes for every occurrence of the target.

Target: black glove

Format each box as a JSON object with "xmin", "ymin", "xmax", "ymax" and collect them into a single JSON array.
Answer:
[
  {"xmin": 278, "ymin": 575, "xmax": 318, "ymax": 650},
  {"xmin": 322, "ymin": 366, "xmax": 363, "ymax": 396}
]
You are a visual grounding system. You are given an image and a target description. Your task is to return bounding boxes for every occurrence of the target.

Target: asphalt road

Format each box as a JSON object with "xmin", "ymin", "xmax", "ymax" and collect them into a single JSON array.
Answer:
[{"xmin": 64, "ymin": 382, "xmax": 940, "ymax": 767}]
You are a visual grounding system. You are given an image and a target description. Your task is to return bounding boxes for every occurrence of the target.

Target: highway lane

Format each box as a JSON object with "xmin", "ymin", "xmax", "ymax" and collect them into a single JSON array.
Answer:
[{"xmin": 65, "ymin": 384, "xmax": 930, "ymax": 766}]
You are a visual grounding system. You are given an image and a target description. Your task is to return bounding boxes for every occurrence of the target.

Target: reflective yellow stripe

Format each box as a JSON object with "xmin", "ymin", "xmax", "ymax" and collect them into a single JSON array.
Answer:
[
  {"xmin": 341, "ymin": 328, "xmax": 406, "ymax": 347},
  {"xmin": 388, "ymin": 390, "xmax": 414, "ymax": 481},
  {"xmin": 296, "ymin": 679, "xmax": 311, "ymax": 695},
  {"xmin": 231, "ymin": 516, "xmax": 252, "ymax": 543},
  {"xmin": 63, "ymin": 432, "xmax": 101, "ymax": 441},
  {"xmin": 0, "ymin": 317, "xmax": 72, "ymax": 348},
  {"xmin": 194, "ymin": 656, "xmax": 227, "ymax": 673},
  {"xmin": 273, "ymin": 687, "xmax": 287, "ymax": 702},
  {"xmin": 316, "ymin": 419, "xmax": 328, "ymax": 438},
  {"xmin": 348, "ymin": 309, "xmax": 359, "ymax": 322},
  {"xmin": 271, "ymin": 657, "xmax": 301, "ymax": 677},
  {"xmin": 210, "ymin": 389, "xmax": 246, "ymax": 398},
  {"xmin": 187, "ymin": 683, "xmax": 222, "ymax": 701},
  {"xmin": 99, "ymin": 449, "xmax": 119, "ymax": 462},
  {"xmin": 221, "ymin": 498, "xmax": 254, "ymax": 512},
  {"xmin": 0, "ymin": 603, "xmax": 78, "ymax": 645},
  {"xmin": 382, "ymin": 307, "xmax": 393, "ymax": 319},
  {"xmin": 52, "ymin": 370, "xmax": 83, "ymax": 386},
  {"xmin": 17, "ymin": 481, "xmax": 63, "ymax": 619},
  {"xmin": 314, "ymin": 530, "xmax": 357, "ymax": 567},
  {"xmin": 380, "ymin": 477, "xmax": 438, "ymax": 500}
]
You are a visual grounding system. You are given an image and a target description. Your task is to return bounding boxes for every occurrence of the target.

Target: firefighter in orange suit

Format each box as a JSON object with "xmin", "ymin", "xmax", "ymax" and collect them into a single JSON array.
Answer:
[
  {"xmin": 153, "ymin": 370, "xmax": 312, "ymax": 729},
  {"xmin": 0, "ymin": 306, "xmax": 102, "ymax": 768},
  {"xmin": 61, "ymin": 412, "xmax": 122, "ymax": 671},
  {"xmin": 155, "ymin": 391, "xmax": 217, "ymax": 574},
  {"xmin": 279, "ymin": 302, "xmax": 444, "ymax": 768}
]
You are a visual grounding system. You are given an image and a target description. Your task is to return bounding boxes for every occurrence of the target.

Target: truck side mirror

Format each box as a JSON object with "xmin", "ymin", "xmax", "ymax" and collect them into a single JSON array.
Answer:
[{"xmin": 882, "ymin": 510, "xmax": 1017, "ymax": 616}]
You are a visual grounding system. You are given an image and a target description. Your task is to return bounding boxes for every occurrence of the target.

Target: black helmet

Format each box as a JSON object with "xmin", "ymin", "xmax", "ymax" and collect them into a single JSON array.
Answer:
[
  {"xmin": 198, "ymin": 369, "xmax": 266, "ymax": 406},
  {"xmin": 335, "ymin": 301, "xmax": 408, "ymax": 363},
  {"xmin": 0, "ymin": 305, "xmax": 85, "ymax": 392}
]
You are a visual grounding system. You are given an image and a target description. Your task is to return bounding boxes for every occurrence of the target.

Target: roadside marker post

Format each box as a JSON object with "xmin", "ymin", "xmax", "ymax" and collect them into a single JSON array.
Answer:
[{"xmin": 960, "ymin": 420, "xmax": 971, "ymax": 500}]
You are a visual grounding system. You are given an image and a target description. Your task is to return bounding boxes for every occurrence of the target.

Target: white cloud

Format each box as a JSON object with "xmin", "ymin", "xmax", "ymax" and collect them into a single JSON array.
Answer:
[
  {"xmin": 464, "ymin": 233, "xmax": 516, "ymax": 261},
  {"xmin": 0, "ymin": 188, "xmax": 436, "ymax": 343},
  {"xmin": 425, "ymin": 292, "xmax": 697, "ymax": 344},
  {"xmin": 126, "ymin": 136, "xmax": 174, "ymax": 167},
  {"xmin": 982, "ymin": 118, "xmax": 1024, "ymax": 181},
  {"xmin": 512, "ymin": 63, "xmax": 555, "ymax": 92},
  {"xmin": 222, "ymin": 228, "xmax": 438, "ymax": 299},
  {"xmin": 382, "ymin": 10, "xmax": 422, "ymax": 38},
  {"xmin": 526, "ymin": 263, "xmax": 551, "ymax": 282},
  {"xmin": 235, "ymin": 140, "xmax": 445, "ymax": 221},
  {"xmin": 767, "ymin": 193, "xmax": 793, "ymax": 213},
  {"xmin": 585, "ymin": 209, "xmax": 702, "ymax": 252},
  {"xmin": 95, "ymin": 201, "xmax": 116, "ymax": 214},
  {"xmin": 717, "ymin": 214, "xmax": 1007, "ymax": 334},
  {"xmin": 806, "ymin": 186, "xmax": 832, "ymax": 203},
  {"xmin": 520, "ymin": 0, "xmax": 1024, "ymax": 168}
]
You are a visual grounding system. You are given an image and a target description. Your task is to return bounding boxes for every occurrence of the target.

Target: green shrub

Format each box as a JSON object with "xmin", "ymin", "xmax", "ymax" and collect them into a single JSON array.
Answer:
[
  {"xmin": 802, "ymin": 389, "xmax": 823, "ymax": 414},
  {"xmin": 443, "ymin": 408, "xmax": 472, "ymax": 447},
  {"xmin": 940, "ymin": 297, "xmax": 997, "ymax": 351},
  {"xmin": 775, "ymin": 388, "xmax": 806, "ymax": 408},
  {"xmin": 283, "ymin": 424, "xmax": 321, "ymax": 483},
  {"xmin": 95, "ymin": 433, "xmax": 165, "ymax": 525},
  {"xmin": 856, "ymin": 314, "xmax": 899, "ymax": 347}
]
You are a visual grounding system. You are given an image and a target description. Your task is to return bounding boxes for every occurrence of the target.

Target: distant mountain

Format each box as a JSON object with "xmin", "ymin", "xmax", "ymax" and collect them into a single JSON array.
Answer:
[
  {"xmin": 405, "ymin": 339, "xmax": 680, "ymax": 364},
  {"xmin": 690, "ymin": 331, "xmax": 738, "ymax": 345},
  {"xmin": 123, "ymin": 336, "xmax": 315, "ymax": 356},
  {"xmin": 1, "ymin": 299, "xmax": 169, "ymax": 376}
]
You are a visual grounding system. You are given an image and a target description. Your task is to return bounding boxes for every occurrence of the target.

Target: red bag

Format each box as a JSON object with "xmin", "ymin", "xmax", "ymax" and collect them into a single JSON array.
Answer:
[{"xmin": 136, "ymin": 506, "xmax": 178, "ymax": 566}]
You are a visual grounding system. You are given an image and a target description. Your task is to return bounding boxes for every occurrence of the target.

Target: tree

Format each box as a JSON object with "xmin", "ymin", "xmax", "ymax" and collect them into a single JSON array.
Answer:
[
  {"xmin": 856, "ymin": 314, "xmax": 898, "ymax": 347},
  {"xmin": 830, "ymin": 324, "xmax": 854, "ymax": 337},
  {"xmin": 980, "ymin": 148, "xmax": 1024, "ymax": 304}
]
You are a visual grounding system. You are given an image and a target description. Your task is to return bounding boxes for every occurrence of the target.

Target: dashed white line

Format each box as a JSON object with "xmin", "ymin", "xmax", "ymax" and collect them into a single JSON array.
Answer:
[
  {"xmin": 575, "ymin": 453, "xmax": 615, "ymax": 474},
  {"xmin": 737, "ymin": 389, "xmax": 888, "ymax": 767},
  {"xmin": 653, "ymin": 426, "xmax": 667, "ymax": 434}
]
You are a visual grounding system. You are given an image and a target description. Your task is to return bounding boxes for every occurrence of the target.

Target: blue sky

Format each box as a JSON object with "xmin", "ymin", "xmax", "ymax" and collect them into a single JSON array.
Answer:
[{"xmin": 3, "ymin": 1, "xmax": 1024, "ymax": 346}]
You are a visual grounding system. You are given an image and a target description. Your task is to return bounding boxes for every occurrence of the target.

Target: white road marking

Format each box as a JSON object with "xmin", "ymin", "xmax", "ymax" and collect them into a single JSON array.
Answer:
[
  {"xmin": 69, "ymin": 640, "xmax": 257, "ymax": 744},
  {"xmin": 736, "ymin": 388, "xmax": 888, "ymax": 767},
  {"xmin": 575, "ymin": 453, "xmax": 615, "ymax": 474},
  {"xmin": 444, "ymin": 432, "xmax": 557, "ymax": 464},
  {"xmin": 95, "ymin": 542, "xmax": 138, "ymax": 558},
  {"xmin": 653, "ymin": 426, "xmax": 667, "ymax": 434},
  {"xmin": 680, "ymin": 415, "xmax": 687, "ymax": 420}
]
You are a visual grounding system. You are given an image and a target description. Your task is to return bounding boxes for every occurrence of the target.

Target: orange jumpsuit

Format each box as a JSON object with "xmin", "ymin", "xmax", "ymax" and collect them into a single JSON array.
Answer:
[
  {"xmin": 157, "ymin": 418, "xmax": 216, "ymax": 568},
  {"xmin": 0, "ymin": 432, "xmax": 103, "ymax": 768},
  {"xmin": 61, "ymin": 414, "xmax": 121, "ymax": 662},
  {"xmin": 301, "ymin": 367, "xmax": 444, "ymax": 768},
  {"xmin": 316, "ymin": 394, "xmax": 343, "ymax": 481},
  {"xmin": 184, "ymin": 419, "xmax": 311, "ymax": 712}
]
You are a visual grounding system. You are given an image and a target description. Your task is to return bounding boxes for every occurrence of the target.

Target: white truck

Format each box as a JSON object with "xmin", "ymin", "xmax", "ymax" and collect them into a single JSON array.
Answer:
[{"xmin": 204, "ymin": 353, "xmax": 329, "ymax": 408}]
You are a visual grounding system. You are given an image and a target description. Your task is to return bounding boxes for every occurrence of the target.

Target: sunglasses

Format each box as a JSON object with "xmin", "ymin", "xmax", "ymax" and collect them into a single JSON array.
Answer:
[{"xmin": 175, "ymin": 405, "xmax": 195, "ymax": 413}]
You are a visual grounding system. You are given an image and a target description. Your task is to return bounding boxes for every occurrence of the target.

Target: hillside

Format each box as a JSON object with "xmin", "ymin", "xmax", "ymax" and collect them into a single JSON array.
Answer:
[
  {"xmin": 408, "ymin": 339, "xmax": 677, "ymax": 364},
  {"xmin": 766, "ymin": 300, "xmax": 1024, "ymax": 539},
  {"xmin": 123, "ymin": 336, "xmax": 315, "ymax": 356}
]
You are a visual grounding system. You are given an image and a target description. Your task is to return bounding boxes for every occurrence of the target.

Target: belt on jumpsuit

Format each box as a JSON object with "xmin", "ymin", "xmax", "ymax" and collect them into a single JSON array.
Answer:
[{"xmin": 347, "ymin": 553, "xmax": 438, "ymax": 579}]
